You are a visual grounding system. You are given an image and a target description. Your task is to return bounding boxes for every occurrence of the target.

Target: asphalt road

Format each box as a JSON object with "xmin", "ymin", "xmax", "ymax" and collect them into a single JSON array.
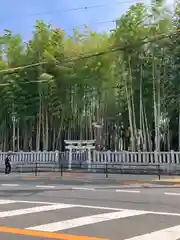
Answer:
[{"xmin": 1, "ymin": 174, "xmax": 180, "ymax": 239}]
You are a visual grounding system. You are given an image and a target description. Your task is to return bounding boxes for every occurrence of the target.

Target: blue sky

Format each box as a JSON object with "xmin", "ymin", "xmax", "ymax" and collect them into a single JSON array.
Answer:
[{"xmin": 0, "ymin": 0, "xmax": 140, "ymax": 40}]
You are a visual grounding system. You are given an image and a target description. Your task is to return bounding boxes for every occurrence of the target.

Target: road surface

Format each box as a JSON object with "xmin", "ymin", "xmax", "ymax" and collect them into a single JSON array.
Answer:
[{"xmin": 0, "ymin": 175, "xmax": 180, "ymax": 239}]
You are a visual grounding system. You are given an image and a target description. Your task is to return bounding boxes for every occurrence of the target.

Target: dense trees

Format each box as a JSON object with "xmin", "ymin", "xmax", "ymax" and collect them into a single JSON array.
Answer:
[{"xmin": 0, "ymin": 2, "xmax": 179, "ymax": 152}]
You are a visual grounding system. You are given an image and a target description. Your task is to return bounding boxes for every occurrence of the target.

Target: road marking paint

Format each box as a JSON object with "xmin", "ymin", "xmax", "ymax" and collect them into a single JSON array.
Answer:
[
  {"xmin": 72, "ymin": 187, "xmax": 95, "ymax": 191},
  {"xmin": 125, "ymin": 224, "xmax": 180, "ymax": 240},
  {"xmin": 27, "ymin": 210, "xmax": 145, "ymax": 232},
  {"xmin": 35, "ymin": 185, "xmax": 55, "ymax": 189},
  {"xmin": 0, "ymin": 200, "xmax": 18, "ymax": 205},
  {"xmin": 1, "ymin": 184, "xmax": 19, "ymax": 187},
  {"xmin": 165, "ymin": 192, "xmax": 180, "ymax": 196},
  {"xmin": 156, "ymin": 178, "xmax": 180, "ymax": 182},
  {"xmin": 0, "ymin": 203, "xmax": 75, "ymax": 218},
  {"xmin": 6, "ymin": 198, "xmax": 180, "ymax": 217},
  {"xmin": 115, "ymin": 190, "xmax": 140, "ymax": 193},
  {"xmin": 0, "ymin": 227, "xmax": 107, "ymax": 240},
  {"xmin": 22, "ymin": 177, "xmax": 40, "ymax": 180},
  {"xmin": 10, "ymin": 200, "xmax": 56, "ymax": 205}
]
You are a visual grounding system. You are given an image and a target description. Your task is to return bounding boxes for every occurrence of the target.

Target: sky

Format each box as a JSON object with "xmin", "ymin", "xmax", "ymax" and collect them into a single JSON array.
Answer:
[{"xmin": 0, "ymin": 0, "xmax": 142, "ymax": 41}]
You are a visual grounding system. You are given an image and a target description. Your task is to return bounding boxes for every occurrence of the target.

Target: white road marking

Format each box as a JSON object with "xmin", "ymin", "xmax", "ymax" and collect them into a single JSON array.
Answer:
[
  {"xmin": 0, "ymin": 200, "xmax": 17, "ymax": 205},
  {"xmin": 72, "ymin": 187, "xmax": 95, "ymax": 191},
  {"xmin": 165, "ymin": 192, "xmax": 180, "ymax": 196},
  {"xmin": 125, "ymin": 224, "xmax": 180, "ymax": 240},
  {"xmin": 27, "ymin": 210, "xmax": 145, "ymax": 232},
  {"xmin": 9, "ymin": 200, "xmax": 56, "ymax": 205},
  {"xmin": 4, "ymin": 199, "xmax": 180, "ymax": 217},
  {"xmin": 0, "ymin": 203, "xmax": 75, "ymax": 218},
  {"xmin": 1, "ymin": 184, "xmax": 19, "ymax": 187},
  {"xmin": 35, "ymin": 185, "xmax": 55, "ymax": 189},
  {"xmin": 116, "ymin": 190, "xmax": 140, "ymax": 193}
]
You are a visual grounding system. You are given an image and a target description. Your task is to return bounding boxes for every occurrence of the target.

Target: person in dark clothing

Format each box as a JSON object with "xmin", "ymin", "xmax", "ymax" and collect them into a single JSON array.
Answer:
[{"xmin": 5, "ymin": 155, "xmax": 11, "ymax": 174}]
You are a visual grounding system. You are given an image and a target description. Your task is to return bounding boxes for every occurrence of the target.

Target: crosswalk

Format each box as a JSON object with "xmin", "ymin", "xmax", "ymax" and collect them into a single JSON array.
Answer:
[{"xmin": 0, "ymin": 199, "xmax": 180, "ymax": 239}]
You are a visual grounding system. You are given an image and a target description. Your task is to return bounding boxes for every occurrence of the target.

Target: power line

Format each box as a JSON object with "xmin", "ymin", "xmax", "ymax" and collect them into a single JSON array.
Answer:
[
  {"xmin": 1, "ymin": 0, "xmax": 139, "ymax": 21},
  {"xmin": 0, "ymin": 0, "xmax": 136, "ymax": 37},
  {"xmin": 1, "ymin": 1, "xmax": 171, "ymax": 39},
  {"xmin": 59, "ymin": 20, "xmax": 116, "ymax": 32},
  {"xmin": 30, "ymin": 1, "xmax": 132, "ymax": 16},
  {"xmin": 0, "ymin": 27, "xmax": 179, "ymax": 75},
  {"xmin": 0, "ymin": 62, "xmax": 47, "ymax": 74},
  {"xmin": 0, "ymin": 79, "xmax": 54, "ymax": 86}
]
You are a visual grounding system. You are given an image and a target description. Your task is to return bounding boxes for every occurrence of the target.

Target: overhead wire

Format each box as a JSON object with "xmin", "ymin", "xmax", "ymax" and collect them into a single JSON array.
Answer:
[
  {"xmin": 0, "ymin": 26, "xmax": 180, "ymax": 76},
  {"xmin": 0, "ymin": 0, "xmax": 178, "ymax": 76},
  {"xmin": 1, "ymin": 0, "xmax": 141, "ymax": 20},
  {"xmin": 0, "ymin": 0, "xmax": 143, "ymax": 36},
  {"xmin": 59, "ymin": 20, "xmax": 117, "ymax": 33}
]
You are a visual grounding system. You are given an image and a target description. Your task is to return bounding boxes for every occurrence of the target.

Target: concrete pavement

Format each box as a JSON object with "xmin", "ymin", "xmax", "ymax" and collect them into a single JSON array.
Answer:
[
  {"xmin": 1, "ymin": 172, "xmax": 180, "ymax": 187},
  {"xmin": 1, "ymin": 193, "xmax": 180, "ymax": 239},
  {"xmin": 1, "ymin": 175, "xmax": 180, "ymax": 239}
]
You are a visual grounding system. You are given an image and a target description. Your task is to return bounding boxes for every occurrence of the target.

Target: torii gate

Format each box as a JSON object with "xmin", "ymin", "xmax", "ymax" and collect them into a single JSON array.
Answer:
[{"xmin": 64, "ymin": 140, "xmax": 95, "ymax": 170}]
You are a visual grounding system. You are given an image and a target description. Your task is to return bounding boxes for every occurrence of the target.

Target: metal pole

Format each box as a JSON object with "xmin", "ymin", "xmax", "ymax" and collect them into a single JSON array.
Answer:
[
  {"xmin": 158, "ymin": 163, "xmax": 160, "ymax": 180},
  {"xmin": 12, "ymin": 119, "xmax": 15, "ymax": 152},
  {"xmin": 105, "ymin": 163, "xmax": 108, "ymax": 178},
  {"xmin": 35, "ymin": 162, "xmax": 37, "ymax": 176},
  {"xmin": 61, "ymin": 164, "xmax": 63, "ymax": 177},
  {"xmin": 178, "ymin": 110, "xmax": 180, "ymax": 151}
]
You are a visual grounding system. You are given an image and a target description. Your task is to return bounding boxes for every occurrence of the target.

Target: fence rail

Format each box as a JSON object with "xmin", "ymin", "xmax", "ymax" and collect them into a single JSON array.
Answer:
[
  {"xmin": 0, "ymin": 150, "xmax": 179, "ymax": 163},
  {"xmin": 0, "ymin": 151, "xmax": 179, "ymax": 175}
]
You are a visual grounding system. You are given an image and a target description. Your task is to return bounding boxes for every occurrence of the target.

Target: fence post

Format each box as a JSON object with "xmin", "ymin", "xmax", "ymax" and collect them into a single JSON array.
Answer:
[
  {"xmin": 55, "ymin": 150, "xmax": 59, "ymax": 170},
  {"xmin": 154, "ymin": 150, "xmax": 158, "ymax": 164},
  {"xmin": 170, "ymin": 150, "xmax": 175, "ymax": 175},
  {"xmin": 68, "ymin": 148, "xmax": 72, "ymax": 171}
]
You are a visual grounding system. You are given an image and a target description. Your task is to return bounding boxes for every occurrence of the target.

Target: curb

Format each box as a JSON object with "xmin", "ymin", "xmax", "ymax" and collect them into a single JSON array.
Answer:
[
  {"xmin": 119, "ymin": 180, "xmax": 180, "ymax": 187},
  {"xmin": 18, "ymin": 176, "xmax": 180, "ymax": 187},
  {"xmin": 152, "ymin": 181, "xmax": 180, "ymax": 186}
]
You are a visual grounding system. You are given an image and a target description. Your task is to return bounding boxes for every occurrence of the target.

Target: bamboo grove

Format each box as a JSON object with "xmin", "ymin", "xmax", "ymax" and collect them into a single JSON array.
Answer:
[{"xmin": 0, "ymin": 2, "xmax": 180, "ymax": 152}]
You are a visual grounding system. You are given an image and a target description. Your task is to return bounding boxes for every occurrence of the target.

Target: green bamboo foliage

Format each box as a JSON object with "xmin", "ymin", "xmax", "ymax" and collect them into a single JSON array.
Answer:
[{"xmin": 0, "ymin": 2, "xmax": 179, "ymax": 151}]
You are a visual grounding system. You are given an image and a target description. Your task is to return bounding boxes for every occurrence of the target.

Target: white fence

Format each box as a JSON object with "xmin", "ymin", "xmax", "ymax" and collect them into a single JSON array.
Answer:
[
  {"xmin": 0, "ymin": 150, "xmax": 179, "ymax": 173},
  {"xmin": 0, "ymin": 150, "xmax": 179, "ymax": 164},
  {"xmin": 93, "ymin": 151, "xmax": 180, "ymax": 164}
]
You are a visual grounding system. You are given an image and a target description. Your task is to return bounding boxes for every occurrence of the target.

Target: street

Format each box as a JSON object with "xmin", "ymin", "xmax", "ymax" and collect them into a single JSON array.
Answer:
[{"xmin": 0, "ymin": 176, "xmax": 180, "ymax": 239}]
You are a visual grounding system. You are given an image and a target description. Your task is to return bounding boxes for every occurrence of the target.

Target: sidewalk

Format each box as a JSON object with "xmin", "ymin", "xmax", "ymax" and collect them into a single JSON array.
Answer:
[
  {"xmin": 152, "ymin": 176, "xmax": 180, "ymax": 186},
  {"xmin": 1, "ymin": 172, "xmax": 180, "ymax": 186}
]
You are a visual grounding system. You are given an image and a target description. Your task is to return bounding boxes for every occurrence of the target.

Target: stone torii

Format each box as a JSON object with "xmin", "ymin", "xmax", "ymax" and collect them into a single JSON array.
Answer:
[{"xmin": 64, "ymin": 140, "xmax": 95, "ymax": 170}]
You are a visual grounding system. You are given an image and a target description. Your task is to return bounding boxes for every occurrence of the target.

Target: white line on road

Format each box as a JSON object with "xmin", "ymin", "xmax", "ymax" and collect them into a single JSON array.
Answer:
[
  {"xmin": 125, "ymin": 224, "xmax": 180, "ymax": 239},
  {"xmin": 1, "ymin": 184, "xmax": 19, "ymax": 187},
  {"xmin": 116, "ymin": 190, "xmax": 140, "ymax": 193},
  {"xmin": 0, "ymin": 200, "xmax": 17, "ymax": 205},
  {"xmin": 5, "ymin": 199, "xmax": 180, "ymax": 217},
  {"xmin": 10, "ymin": 200, "xmax": 56, "ymax": 205},
  {"xmin": 0, "ymin": 203, "xmax": 75, "ymax": 218},
  {"xmin": 35, "ymin": 185, "xmax": 55, "ymax": 189},
  {"xmin": 27, "ymin": 210, "xmax": 145, "ymax": 232},
  {"xmin": 72, "ymin": 187, "xmax": 95, "ymax": 191},
  {"xmin": 165, "ymin": 192, "xmax": 180, "ymax": 196}
]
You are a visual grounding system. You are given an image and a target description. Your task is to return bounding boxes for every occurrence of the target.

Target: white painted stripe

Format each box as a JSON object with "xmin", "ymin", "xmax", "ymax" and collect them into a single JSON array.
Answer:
[
  {"xmin": 0, "ymin": 203, "xmax": 74, "ymax": 218},
  {"xmin": 125, "ymin": 224, "xmax": 180, "ymax": 240},
  {"xmin": 0, "ymin": 200, "xmax": 17, "ymax": 205},
  {"xmin": 35, "ymin": 185, "xmax": 55, "ymax": 189},
  {"xmin": 72, "ymin": 187, "xmax": 95, "ymax": 191},
  {"xmin": 6, "ymin": 199, "xmax": 180, "ymax": 217},
  {"xmin": 10, "ymin": 200, "xmax": 56, "ymax": 205},
  {"xmin": 116, "ymin": 190, "xmax": 140, "ymax": 193},
  {"xmin": 165, "ymin": 192, "xmax": 180, "ymax": 196},
  {"xmin": 27, "ymin": 210, "xmax": 145, "ymax": 232},
  {"xmin": 1, "ymin": 184, "xmax": 19, "ymax": 187}
]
